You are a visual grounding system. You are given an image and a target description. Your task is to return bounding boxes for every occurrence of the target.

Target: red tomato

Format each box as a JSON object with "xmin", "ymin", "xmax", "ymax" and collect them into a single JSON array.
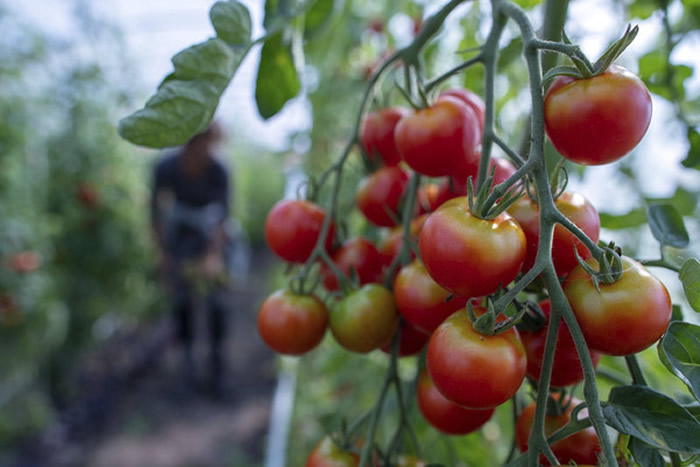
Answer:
[
  {"xmin": 380, "ymin": 321, "xmax": 430, "ymax": 357},
  {"xmin": 544, "ymin": 65, "xmax": 652, "ymax": 165},
  {"xmin": 257, "ymin": 290, "xmax": 328, "ymax": 355},
  {"xmin": 320, "ymin": 237, "xmax": 383, "ymax": 291},
  {"xmin": 439, "ymin": 88, "xmax": 485, "ymax": 133},
  {"xmin": 329, "ymin": 283, "xmax": 398, "ymax": 353},
  {"xmin": 395, "ymin": 96, "xmax": 480, "ymax": 177},
  {"xmin": 427, "ymin": 308, "xmax": 527, "ymax": 409},
  {"xmin": 433, "ymin": 157, "xmax": 516, "ymax": 211},
  {"xmin": 419, "ymin": 197, "xmax": 526, "ymax": 298},
  {"xmin": 417, "ymin": 370, "xmax": 495, "ymax": 435},
  {"xmin": 306, "ymin": 435, "xmax": 359, "ymax": 467},
  {"xmin": 361, "ymin": 107, "xmax": 411, "ymax": 166},
  {"xmin": 378, "ymin": 215, "xmax": 427, "ymax": 267},
  {"xmin": 508, "ymin": 192, "xmax": 600, "ymax": 276},
  {"xmin": 9, "ymin": 251, "xmax": 42, "ymax": 273},
  {"xmin": 563, "ymin": 256, "xmax": 672, "ymax": 356},
  {"xmin": 516, "ymin": 396, "xmax": 601, "ymax": 466},
  {"xmin": 265, "ymin": 199, "xmax": 334, "ymax": 263},
  {"xmin": 520, "ymin": 300, "xmax": 601, "ymax": 387},
  {"xmin": 356, "ymin": 166, "xmax": 410, "ymax": 227},
  {"xmin": 416, "ymin": 183, "xmax": 441, "ymax": 215},
  {"xmin": 393, "ymin": 260, "xmax": 468, "ymax": 334}
]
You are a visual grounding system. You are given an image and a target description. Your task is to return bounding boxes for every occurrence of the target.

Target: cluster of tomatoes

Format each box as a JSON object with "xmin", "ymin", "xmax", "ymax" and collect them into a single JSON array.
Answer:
[{"xmin": 260, "ymin": 65, "xmax": 669, "ymax": 466}]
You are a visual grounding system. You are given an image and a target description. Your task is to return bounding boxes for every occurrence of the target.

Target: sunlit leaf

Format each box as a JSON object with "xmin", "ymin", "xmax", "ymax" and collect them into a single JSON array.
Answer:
[
  {"xmin": 210, "ymin": 0, "xmax": 252, "ymax": 46},
  {"xmin": 604, "ymin": 385, "xmax": 700, "ymax": 454},
  {"xmin": 680, "ymin": 258, "xmax": 700, "ymax": 312},
  {"xmin": 659, "ymin": 322, "xmax": 700, "ymax": 400},
  {"xmin": 255, "ymin": 32, "xmax": 301, "ymax": 119}
]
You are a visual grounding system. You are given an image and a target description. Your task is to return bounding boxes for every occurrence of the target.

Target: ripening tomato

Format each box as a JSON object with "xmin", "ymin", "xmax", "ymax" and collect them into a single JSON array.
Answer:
[
  {"xmin": 395, "ymin": 96, "xmax": 480, "ymax": 177},
  {"xmin": 508, "ymin": 192, "xmax": 600, "ymax": 276},
  {"xmin": 564, "ymin": 256, "xmax": 671, "ymax": 356},
  {"xmin": 544, "ymin": 65, "xmax": 652, "ymax": 165},
  {"xmin": 432, "ymin": 157, "xmax": 516, "ymax": 210},
  {"xmin": 419, "ymin": 197, "xmax": 526, "ymax": 298},
  {"xmin": 427, "ymin": 308, "xmax": 527, "ymax": 409},
  {"xmin": 520, "ymin": 300, "xmax": 601, "ymax": 387},
  {"xmin": 257, "ymin": 290, "xmax": 328, "ymax": 355},
  {"xmin": 306, "ymin": 435, "xmax": 359, "ymax": 467},
  {"xmin": 380, "ymin": 321, "xmax": 430, "ymax": 357},
  {"xmin": 361, "ymin": 107, "xmax": 411, "ymax": 166},
  {"xmin": 516, "ymin": 396, "xmax": 601, "ymax": 466},
  {"xmin": 320, "ymin": 237, "xmax": 383, "ymax": 291},
  {"xmin": 417, "ymin": 370, "xmax": 495, "ymax": 435},
  {"xmin": 393, "ymin": 260, "xmax": 468, "ymax": 334},
  {"xmin": 439, "ymin": 88, "xmax": 485, "ymax": 133},
  {"xmin": 378, "ymin": 215, "xmax": 427, "ymax": 268},
  {"xmin": 265, "ymin": 199, "xmax": 334, "ymax": 263},
  {"xmin": 329, "ymin": 283, "xmax": 398, "ymax": 353},
  {"xmin": 356, "ymin": 166, "xmax": 410, "ymax": 227}
]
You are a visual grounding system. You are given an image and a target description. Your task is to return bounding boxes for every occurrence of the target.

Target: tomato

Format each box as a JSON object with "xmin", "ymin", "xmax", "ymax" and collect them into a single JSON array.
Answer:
[
  {"xmin": 396, "ymin": 455, "xmax": 425, "ymax": 467},
  {"xmin": 356, "ymin": 166, "xmax": 410, "ymax": 227},
  {"xmin": 393, "ymin": 260, "xmax": 468, "ymax": 334},
  {"xmin": 257, "ymin": 290, "xmax": 328, "ymax": 355},
  {"xmin": 439, "ymin": 88, "xmax": 485, "ymax": 133},
  {"xmin": 427, "ymin": 308, "xmax": 527, "ymax": 409},
  {"xmin": 329, "ymin": 283, "xmax": 398, "ymax": 353},
  {"xmin": 520, "ymin": 300, "xmax": 601, "ymax": 387},
  {"xmin": 564, "ymin": 256, "xmax": 672, "ymax": 356},
  {"xmin": 516, "ymin": 396, "xmax": 601, "ymax": 466},
  {"xmin": 508, "ymin": 192, "xmax": 600, "ymax": 276},
  {"xmin": 394, "ymin": 96, "xmax": 480, "ymax": 177},
  {"xmin": 76, "ymin": 182, "xmax": 99, "ymax": 208},
  {"xmin": 380, "ymin": 321, "xmax": 430, "ymax": 357},
  {"xmin": 265, "ymin": 199, "xmax": 334, "ymax": 263},
  {"xmin": 321, "ymin": 237, "xmax": 383, "ymax": 291},
  {"xmin": 432, "ymin": 157, "xmax": 516, "ymax": 210},
  {"xmin": 378, "ymin": 215, "xmax": 427, "ymax": 268},
  {"xmin": 544, "ymin": 65, "xmax": 652, "ymax": 165},
  {"xmin": 417, "ymin": 370, "xmax": 495, "ymax": 435},
  {"xmin": 361, "ymin": 107, "xmax": 411, "ymax": 166},
  {"xmin": 306, "ymin": 435, "xmax": 359, "ymax": 467},
  {"xmin": 9, "ymin": 251, "xmax": 42, "ymax": 273},
  {"xmin": 416, "ymin": 183, "xmax": 440, "ymax": 215},
  {"xmin": 419, "ymin": 197, "xmax": 526, "ymax": 298}
]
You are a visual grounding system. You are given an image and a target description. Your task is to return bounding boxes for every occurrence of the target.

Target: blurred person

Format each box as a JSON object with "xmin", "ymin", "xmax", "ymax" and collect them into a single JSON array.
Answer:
[{"xmin": 150, "ymin": 122, "xmax": 232, "ymax": 397}]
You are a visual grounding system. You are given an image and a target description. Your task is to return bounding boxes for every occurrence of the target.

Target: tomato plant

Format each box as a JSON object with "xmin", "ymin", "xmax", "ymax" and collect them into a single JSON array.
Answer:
[
  {"xmin": 394, "ymin": 96, "xmax": 481, "ymax": 177},
  {"xmin": 320, "ymin": 237, "xmax": 383, "ymax": 291},
  {"xmin": 416, "ymin": 369, "xmax": 495, "ymax": 435},
  {"xmin": 329, "ymin": 283, "xmax": 398, "ymax": 353},
  {"xmin": 544, "ymin": 65, "xmax": 652, "ymax": 166},
  {"xmin": 419, "ymin": 196, "xmax": 526, "ymax": 298},
  {"xmin": 257, "ymin": 289, "xmax": 328, "ymax": 356},
  {"xmin": 516, "ymin": 396, "xmax": 601, "ymax": 466},
  {"xmin": 265, "ymin": 199, "xmax": 334, "ymax": 263},
  {"xmin": 564, "ymin": 256, "xmax": 672, "ymax": 356},
  {"xmin": 427, "ymin": 308, "xmax": 527, "ymax": 409}
]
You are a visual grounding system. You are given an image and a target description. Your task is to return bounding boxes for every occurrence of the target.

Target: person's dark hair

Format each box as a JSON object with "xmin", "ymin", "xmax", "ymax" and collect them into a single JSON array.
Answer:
[{"xmin": 186, "ymin": 120, "xmax": 223, "ymax": 148}]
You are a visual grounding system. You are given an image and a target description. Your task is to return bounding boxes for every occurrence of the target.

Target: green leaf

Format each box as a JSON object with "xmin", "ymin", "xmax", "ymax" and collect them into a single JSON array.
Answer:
[
  {"xmin": 647, "ymin": 203, "xmax": 690, "ymax": 248},
  {"xmin": 119, "ymin": 38, "xmax": 246, "ymax": 148},
  {"xmin": 680, "ymin": 258, "xmax": 700, "ymax": 312},
  {"xmin": 604, "ymin": 385, "xmax": 700, "ymax": 454},
  {"xmin": 682, "ymin": 128, "xmax": 700, "ymax": 170},
  {"xmin": 628, "ymin": 0, "xmax": 659, "ymax": 19},
  {"xmin": 305, "ymin": 0, "xmax": 335, "ymax": 37},
  {"xmin": 600, "ymin": 188, "xmax": 698, "ymax": 230},
  {"xmin": 659, "ymin": 322, "xmax": 700, "ymax": 400},
  {"xmin": 255, "ymin": 32, "xmax": 301, "ymax": 120},
  {"xmin": 210, "ymin": 1, "xmax": 252, "ymax": 46},
  {"xmin": 672, "ymin": 304, "xmax": 684, "ymax": 322},
  {"xmin": 638, "ymin": 49, "xmax": 693, "ymax": 100},
  {"xmin": 512, "ymin": 0, "xmax": 541, "ymax": 9},
  {"xmin": 628, "ymin": 437, "xmax": 665, "ymax": 467}
]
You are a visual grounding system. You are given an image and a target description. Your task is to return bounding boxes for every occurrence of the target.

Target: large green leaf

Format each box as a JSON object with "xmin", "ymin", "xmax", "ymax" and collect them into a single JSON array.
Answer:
[
  {"xmin": 118, "ymin": 38, "xmax": 247, "ymax": 147},
  {"xmin": 680, "ymin": 258, "xmax": 700, "ymax": 312},
  {"xmin": 255, "ymin": 32, "xmax": 301, "ymax": 120},
  {"xmin": 210, "ymin": 0, "xmax": 252, "ymax": 46},
  {"xmin": 628, "ymin": 437, "xmax": 665, "ymax": 467},
  {"xmin": 647, "ymin": 203, "xmax": 690, "ymax": 248},
  {"xmin": 659, "ymin": 322, "xmax": 700, "ymax": 400},
  {"xmin": 603, "ymin": 385, "xmax": 700, "ymax": 454}
]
